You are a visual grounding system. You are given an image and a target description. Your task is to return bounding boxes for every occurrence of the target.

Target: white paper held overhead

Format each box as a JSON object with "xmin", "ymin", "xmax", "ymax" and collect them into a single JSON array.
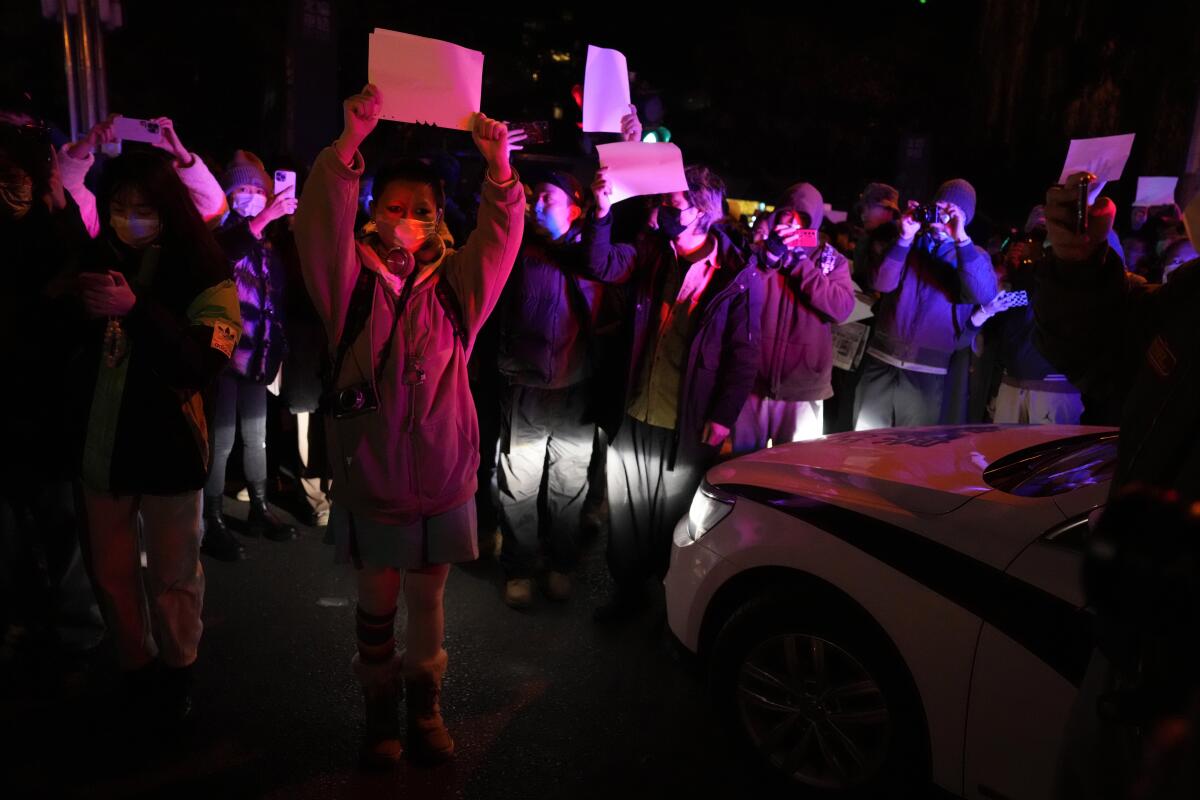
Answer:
[
  {"xmin": 367, "ymin": 28, "xmax": 483, "ymax": 131},
  {"xmin": 1133, "ymin": 176, "xmax": 1179, "ymax": 208},
  {"xmin": 1057, "ymin": 133, "xmax": 1136, "ymax": 184},
  {"xmin": 596, "ymin": 142, "xmax": 688, "ymax": 205},
  {"xmin": 583, "ymin": 45, "xmax": 631, "ymax": 134}
]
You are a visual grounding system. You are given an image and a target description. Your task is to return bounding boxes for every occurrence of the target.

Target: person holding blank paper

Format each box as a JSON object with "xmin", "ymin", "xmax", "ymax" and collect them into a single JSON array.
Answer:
[
  {"xmin": 584, "ymin": 163, "xmax": 764, "ymax": 622},
  {"xmin": 294, "ymin": 84, "xmax": 523, "ymax": 768}
]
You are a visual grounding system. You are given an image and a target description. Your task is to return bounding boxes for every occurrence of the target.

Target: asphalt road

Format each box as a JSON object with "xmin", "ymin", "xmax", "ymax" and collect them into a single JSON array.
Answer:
[{"xmin": 4, "ymin": 502, "xmax": 794, "ymax": 800}]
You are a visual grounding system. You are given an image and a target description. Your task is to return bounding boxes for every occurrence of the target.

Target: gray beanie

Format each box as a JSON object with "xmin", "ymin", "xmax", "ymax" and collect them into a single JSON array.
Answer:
[
  {"xmin": 221, "ymin": 149, "xmax": 271, "ymax": 194},
  {"xmin": 934, "ymin": 178, "xmax": 977, "ymax": 224}
]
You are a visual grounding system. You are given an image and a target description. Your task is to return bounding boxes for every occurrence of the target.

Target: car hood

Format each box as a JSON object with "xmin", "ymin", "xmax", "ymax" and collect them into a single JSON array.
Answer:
[{"xmin": 707, "ymin": 425, "xmax": 1107, "ymax": 516}]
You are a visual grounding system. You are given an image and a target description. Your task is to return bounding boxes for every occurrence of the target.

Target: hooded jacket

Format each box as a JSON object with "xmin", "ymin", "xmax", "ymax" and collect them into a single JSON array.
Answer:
[
  {"xmin": 755, "ymin": 183, "xmax": 856, "ymax": 401},
  {"xmin": 293, "ymin": 146, "xmax": 524, "ymax": 525}
]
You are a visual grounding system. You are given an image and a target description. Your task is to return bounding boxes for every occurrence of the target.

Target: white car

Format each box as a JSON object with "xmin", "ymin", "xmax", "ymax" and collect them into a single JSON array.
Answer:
[{"xmin": 665, "ymin": 425, "xmax": 1117, "ymax": 799}]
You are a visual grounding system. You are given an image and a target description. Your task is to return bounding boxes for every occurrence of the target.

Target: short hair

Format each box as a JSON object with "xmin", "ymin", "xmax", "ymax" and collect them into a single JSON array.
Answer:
[
  {"xmin": 371, "ymin": 159, "xmax": 445, "ymax": 212},
  {"xmin": 683, "ymin": 164, "xmax": 726, "ymax": 235}
]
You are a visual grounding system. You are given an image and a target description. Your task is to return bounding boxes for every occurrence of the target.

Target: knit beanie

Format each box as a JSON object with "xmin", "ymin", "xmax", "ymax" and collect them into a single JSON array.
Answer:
[
  {"xmin": 934, "ymin": 179, "xmax": 977, "ymax": 224},
  {"xmin": 221, "ymin": 149, "xmax": 271, "ymax": 194}
]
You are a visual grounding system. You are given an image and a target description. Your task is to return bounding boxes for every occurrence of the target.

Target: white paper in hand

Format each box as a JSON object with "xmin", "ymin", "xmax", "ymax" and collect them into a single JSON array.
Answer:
[
  {"xmin": 583, "ymin": 45, "xmax": 631, "ymax": 133},
  {"xmin": 367, "ymin": 28, "xmax": 483, "ymax": 131},
  {"xmin": 596, "ymin": 142, "xmax": 687, "ymax": 205},
  {"xmin": 1134, "ymin": 176, "xmax": 1179, "ymax": 208},
  {"xmin": 1057, "ymin": 133, "xmax": 1136, "ymax": 184}
]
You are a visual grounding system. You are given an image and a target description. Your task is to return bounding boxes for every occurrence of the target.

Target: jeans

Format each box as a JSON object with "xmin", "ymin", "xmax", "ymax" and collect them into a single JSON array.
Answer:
[{"xmin": 205, "ymin": 373, "xmax": 268, "ymax": 498}]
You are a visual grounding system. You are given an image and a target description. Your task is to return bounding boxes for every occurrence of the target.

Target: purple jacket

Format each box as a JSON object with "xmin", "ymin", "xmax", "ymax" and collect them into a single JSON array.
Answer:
[
  {"xmin": 868, "ymin": 231, "xmax": 997, "ymax": 370},
  {"xmin": 216, "ymin": 218, "xmax": 288, "ymax": 384}
]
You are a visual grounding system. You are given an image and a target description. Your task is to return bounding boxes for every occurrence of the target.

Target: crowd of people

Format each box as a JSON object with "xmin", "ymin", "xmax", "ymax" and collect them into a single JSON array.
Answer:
[{"xmin": 1, "ymin": 73, "xmax": 1198, "ymax": 788}]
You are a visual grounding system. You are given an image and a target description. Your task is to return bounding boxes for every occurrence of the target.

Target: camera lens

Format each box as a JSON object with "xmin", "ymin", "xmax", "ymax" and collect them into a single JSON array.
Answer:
[{"xmin": 338, "ymin": 388, "xmax": 363, "ymax": 410}]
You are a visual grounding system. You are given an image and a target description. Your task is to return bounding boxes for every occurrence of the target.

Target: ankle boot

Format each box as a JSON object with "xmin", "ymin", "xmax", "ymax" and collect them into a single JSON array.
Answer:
[
  {"xmin": 352, "ymin": 652, "xmax": 404, "ymax": 768},
  {"xmin": 247, "ymin": 482, "xmax": 298, "ymax": 541},
  {"xmin": 403, "ymin": 649, "xmax": 454, "ymax": 764},
  {"xmin": 201, "ymin": 496, "xmax": 245, "ymax": 561}
]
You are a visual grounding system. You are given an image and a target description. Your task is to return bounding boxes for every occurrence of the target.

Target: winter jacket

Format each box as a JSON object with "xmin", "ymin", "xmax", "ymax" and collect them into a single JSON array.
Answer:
[
  {"xmin": 582, "ymin": 216, "xmax": 764, "ymax": 465},
  {"xmin": 58, "ymin": 145, "xmax": 229, "ymax": 238},
  {"xmin": 76, "ymin": 235, "xmax": 242, "ymax": 495},
  {"xmin": 1035, "ymin": 250, "xmax": 1200, "ymax": 498},
  {"xmin": 993, "ymin": 268, "xmax": 1077, "ymax": 392},
  {"xmin": 216, "ymin": 218, "xmax": 289, "ymax": 384},
  {"xmin": 868, "ymin": 229, "xmax": 997, "ymax": 371},
  {"xmin": 753, "ymin": 183, "xmax": 856, "ymax": 401},
  {"xmin": 294, "ymin": 146, "xmax": 524, "ymax": 525},
  {"xmin": 497, "ymin": 220, "xmax": 605, "ymax": 388}
]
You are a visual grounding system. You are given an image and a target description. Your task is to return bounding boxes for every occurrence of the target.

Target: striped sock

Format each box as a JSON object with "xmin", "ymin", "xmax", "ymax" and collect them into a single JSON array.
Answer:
[{"xmin": 356, "ymin": 605, "xmax": 397, "ymax": 664}]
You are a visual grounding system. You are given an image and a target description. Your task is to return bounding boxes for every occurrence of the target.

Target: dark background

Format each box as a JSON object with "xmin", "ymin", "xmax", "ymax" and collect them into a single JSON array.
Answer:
[{"xmin": 4, "ymin": 1, "xmax": 1199, "ymax": 235}]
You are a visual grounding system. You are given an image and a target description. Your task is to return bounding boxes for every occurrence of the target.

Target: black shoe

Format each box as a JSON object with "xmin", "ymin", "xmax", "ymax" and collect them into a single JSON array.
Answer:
[
  {"xmin": 156, "ymin": 664, "xmax": 194, "ymax": 730},
  {"xmin": 248, "ymin": 482, "xmax": 299, "ymax": 542},
  {"xmin": 592, "ymin": 586, "xmax": 649, "ymax": 625},
  {"xmin": 202, "ymin": 497, "xmax": 246, "ymax": 561}
]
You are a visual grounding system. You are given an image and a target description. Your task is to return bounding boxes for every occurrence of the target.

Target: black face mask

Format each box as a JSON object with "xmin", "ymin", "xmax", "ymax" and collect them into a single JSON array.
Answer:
[{"xmin": 657, "ymin": 206, "xmax": 690, "ymax": 239}]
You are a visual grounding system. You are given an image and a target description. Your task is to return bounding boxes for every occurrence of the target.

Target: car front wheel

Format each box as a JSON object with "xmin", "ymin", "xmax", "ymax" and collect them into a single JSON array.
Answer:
[{"xmin": 711, "ymin": 593, "xmax": 929, "ymax": 796}]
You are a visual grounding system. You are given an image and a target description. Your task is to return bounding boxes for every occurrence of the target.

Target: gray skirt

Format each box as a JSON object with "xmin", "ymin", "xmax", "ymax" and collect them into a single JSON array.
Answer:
[{"xmin": 331, "ymin": 498, "xmax": 479, "ymax": 569}]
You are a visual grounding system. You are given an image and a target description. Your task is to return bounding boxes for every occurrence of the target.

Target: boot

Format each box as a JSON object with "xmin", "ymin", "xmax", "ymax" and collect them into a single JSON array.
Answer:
[
  {"xmin": 157, "ymin": 663, "xmax": 194, "ymax": 730},
  {"xmin": 352, "ymin": 652, "xmax": 404, "ymax": 768},
  {"xmin": 247, "ymin": 482, "xmax": 299, "ymax": 542},
  {"xmin": 404, "ymin": 649, "xmax": 454, "ymax": 764},
  {"xmin": 201, "ymin": 496, "xmax": 245, "ymax": 561}
]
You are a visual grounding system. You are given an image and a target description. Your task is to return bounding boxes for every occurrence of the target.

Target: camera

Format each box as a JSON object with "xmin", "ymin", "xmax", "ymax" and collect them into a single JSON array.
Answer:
[
  {"xmin": 910, "ymin": 203, "xmax": 949, "ymax": 226},
  {"xmin": 331, "ymin": 381, "xmax": 379, "ymax": 420}
]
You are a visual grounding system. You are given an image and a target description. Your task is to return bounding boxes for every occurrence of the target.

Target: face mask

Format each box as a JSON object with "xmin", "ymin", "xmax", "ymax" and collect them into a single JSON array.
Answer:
[
  {"xmin": 0, "ymin": 179, "xmax": 34, "ymax": 220},
  {"xmin": 231, "ymin": 192, "xmax": 267, "ymax": 219},
  {"xmin": 657, "ymin": 206, "xmax": 692, "ymax": 240},
  {"xmin": 111, "ymin": 212, "xmax": 162, "ymax": 248},
  {"xmin": 389, "ymin": 217, "xmax": 440, "ymax": 253}
]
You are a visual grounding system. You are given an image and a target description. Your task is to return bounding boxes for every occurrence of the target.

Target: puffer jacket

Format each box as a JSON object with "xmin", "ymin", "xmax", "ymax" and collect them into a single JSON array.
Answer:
[{"xmin": 216, "ymin": 217, "xmax": 288, "ymax": 383}]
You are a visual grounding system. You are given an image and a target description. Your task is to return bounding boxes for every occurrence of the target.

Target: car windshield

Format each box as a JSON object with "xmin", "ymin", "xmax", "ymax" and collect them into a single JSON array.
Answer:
[{"xmin": 983, "ymin": 432, "xmax": 1118, "ymax": 497}]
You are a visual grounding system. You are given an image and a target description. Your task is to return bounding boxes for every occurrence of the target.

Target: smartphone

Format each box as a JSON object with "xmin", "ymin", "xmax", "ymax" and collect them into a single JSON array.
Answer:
[
  {"xmin": 510, "ymin": 121, "xmax": 550, "ymax": 145},
  {"xmin": 273, "ymin": 169, "xmax": 297, "ymax": 201},
  {"xmin": 111, "ymin": 116, "xmax": 164, "ymax": 145},
  {"xmin": 1006, "ymin": 290, "xmax": 1029, "ymax": 307},
  {"xmin": 794, "ymin": 229, "xmax": 820, "ymax": 248}
]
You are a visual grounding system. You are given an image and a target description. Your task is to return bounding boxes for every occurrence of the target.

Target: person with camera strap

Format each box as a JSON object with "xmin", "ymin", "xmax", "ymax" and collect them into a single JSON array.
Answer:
[{"xmin": 293, "ymin": 84, "xmax": 524, "ymax": 768}]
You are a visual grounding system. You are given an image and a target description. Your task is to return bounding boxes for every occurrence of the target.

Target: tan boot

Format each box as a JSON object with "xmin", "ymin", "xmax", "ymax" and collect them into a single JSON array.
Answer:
[
  {"xmin": 403, "ymin": 649, "xmax": 454, "ymax": 764},
  {"xmin": 504, "ymin": 578, "xmax": 533, "ymax": 609},
  {"xmin": 543, "ymin": 571, "xmax": 571, "ymax": 602},
  {"xmin": 351, "ymin": 652, "xmax": 404, "ymax": 768}
]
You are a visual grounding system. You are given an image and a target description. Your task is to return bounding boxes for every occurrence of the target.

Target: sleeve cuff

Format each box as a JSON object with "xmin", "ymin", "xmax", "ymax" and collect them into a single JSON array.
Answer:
[
  {"xmin": 484, "ymin": 166, "xmax": 519, "ymax": 190},
  {"xmin": 57, "ymin": 143, "xmax": 94, "ymax": 185}
]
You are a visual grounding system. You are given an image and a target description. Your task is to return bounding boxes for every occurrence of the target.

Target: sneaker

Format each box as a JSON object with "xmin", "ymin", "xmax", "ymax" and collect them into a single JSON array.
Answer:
[
  {"xmin": 235, "ymin": 486, "xmax": 250, "ymax": 502},
  {"xmin": 543, "ymin": 571, "xmax": 571, "ymax": 602},
  {"xmin": 503, "ymin": 578, "xmax": 533, "ymax": 609}
]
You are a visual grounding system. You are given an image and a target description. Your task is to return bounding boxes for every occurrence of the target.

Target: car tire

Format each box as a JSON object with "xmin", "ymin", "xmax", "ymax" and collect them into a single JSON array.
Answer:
[{"xmin": 710, "ymin": 590, "xmax": 930, "ymax": 797}]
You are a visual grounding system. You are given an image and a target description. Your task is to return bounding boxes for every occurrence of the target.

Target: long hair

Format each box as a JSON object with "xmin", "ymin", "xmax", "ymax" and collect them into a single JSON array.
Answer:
[{"xmin": 97, "ymin": 150, "xmax": 228, "ymax": 285}]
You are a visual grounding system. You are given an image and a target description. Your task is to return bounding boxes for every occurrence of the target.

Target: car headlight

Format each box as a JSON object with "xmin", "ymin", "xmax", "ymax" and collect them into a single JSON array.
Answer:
[{"xmin": 685, "ymin": 480, "xmax": 736, "ymax": 543}]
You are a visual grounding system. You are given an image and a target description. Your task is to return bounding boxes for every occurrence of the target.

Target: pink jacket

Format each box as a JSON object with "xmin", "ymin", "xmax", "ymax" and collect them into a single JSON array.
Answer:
[{"xmin": 294, "ymin": 146, "xmax": 524, "ymax": 524}]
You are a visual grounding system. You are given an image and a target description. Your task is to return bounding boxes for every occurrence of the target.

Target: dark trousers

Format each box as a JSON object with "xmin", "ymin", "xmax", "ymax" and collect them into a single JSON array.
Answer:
[
  {"xmin": 204, "ymin": 373, "xmax": 268, "ymax": 498},
  {"xmin": 605, "ymin": 416, "xmax": 714, "ymax": 588},
  {"xmin": 853, "ymin": 355, "xmax": 946, "ymax": 429},
  {"xmin": 497, "ymin": 383, "xmax": 595, "ymax": 578}
]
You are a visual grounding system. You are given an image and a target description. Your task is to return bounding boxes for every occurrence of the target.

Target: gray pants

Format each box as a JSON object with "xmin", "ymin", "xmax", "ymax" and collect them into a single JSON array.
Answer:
[
  {"xmin": 853, "ymin": 355, "xmax": 946, "ymax": 429},
  {"xmin": 606, "ymin": 416, "xmax": 715, "ymax": 587},
  {"xmin": 497, "ymin": 383, "xmax": 595, "ymax": 578}
]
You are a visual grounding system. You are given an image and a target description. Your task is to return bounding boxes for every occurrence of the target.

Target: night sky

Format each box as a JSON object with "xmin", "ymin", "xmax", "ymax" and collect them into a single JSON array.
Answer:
[{"xmin": 5, "ymin": 1, "xmax": 1199, "ymax": 238}]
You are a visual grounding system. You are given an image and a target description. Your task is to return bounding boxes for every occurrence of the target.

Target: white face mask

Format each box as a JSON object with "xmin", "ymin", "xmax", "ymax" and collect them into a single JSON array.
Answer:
[
  {"xmin": 231, "ymin": 192, "xmax": 267, "ymax": 219},
  {"xmin": 386, "ymin": 217, "xmax": 440, "ymax": 253},
  {"xmin": 111, "ymin": 212, "xmax": 162, "ymax": 248}
]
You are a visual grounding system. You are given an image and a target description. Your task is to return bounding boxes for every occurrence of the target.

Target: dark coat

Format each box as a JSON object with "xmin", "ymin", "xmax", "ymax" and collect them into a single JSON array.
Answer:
[
  {"xmin": 1035, "ymin": 250, "xmax": 1200, "ymax": 498},
  {"xmin": 582, "ymin": 216, "xmax": 764, "ymax": 466},
  {"xmin": 497, "ymin": 221, "xmax": 605, "ymax": 388}
]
